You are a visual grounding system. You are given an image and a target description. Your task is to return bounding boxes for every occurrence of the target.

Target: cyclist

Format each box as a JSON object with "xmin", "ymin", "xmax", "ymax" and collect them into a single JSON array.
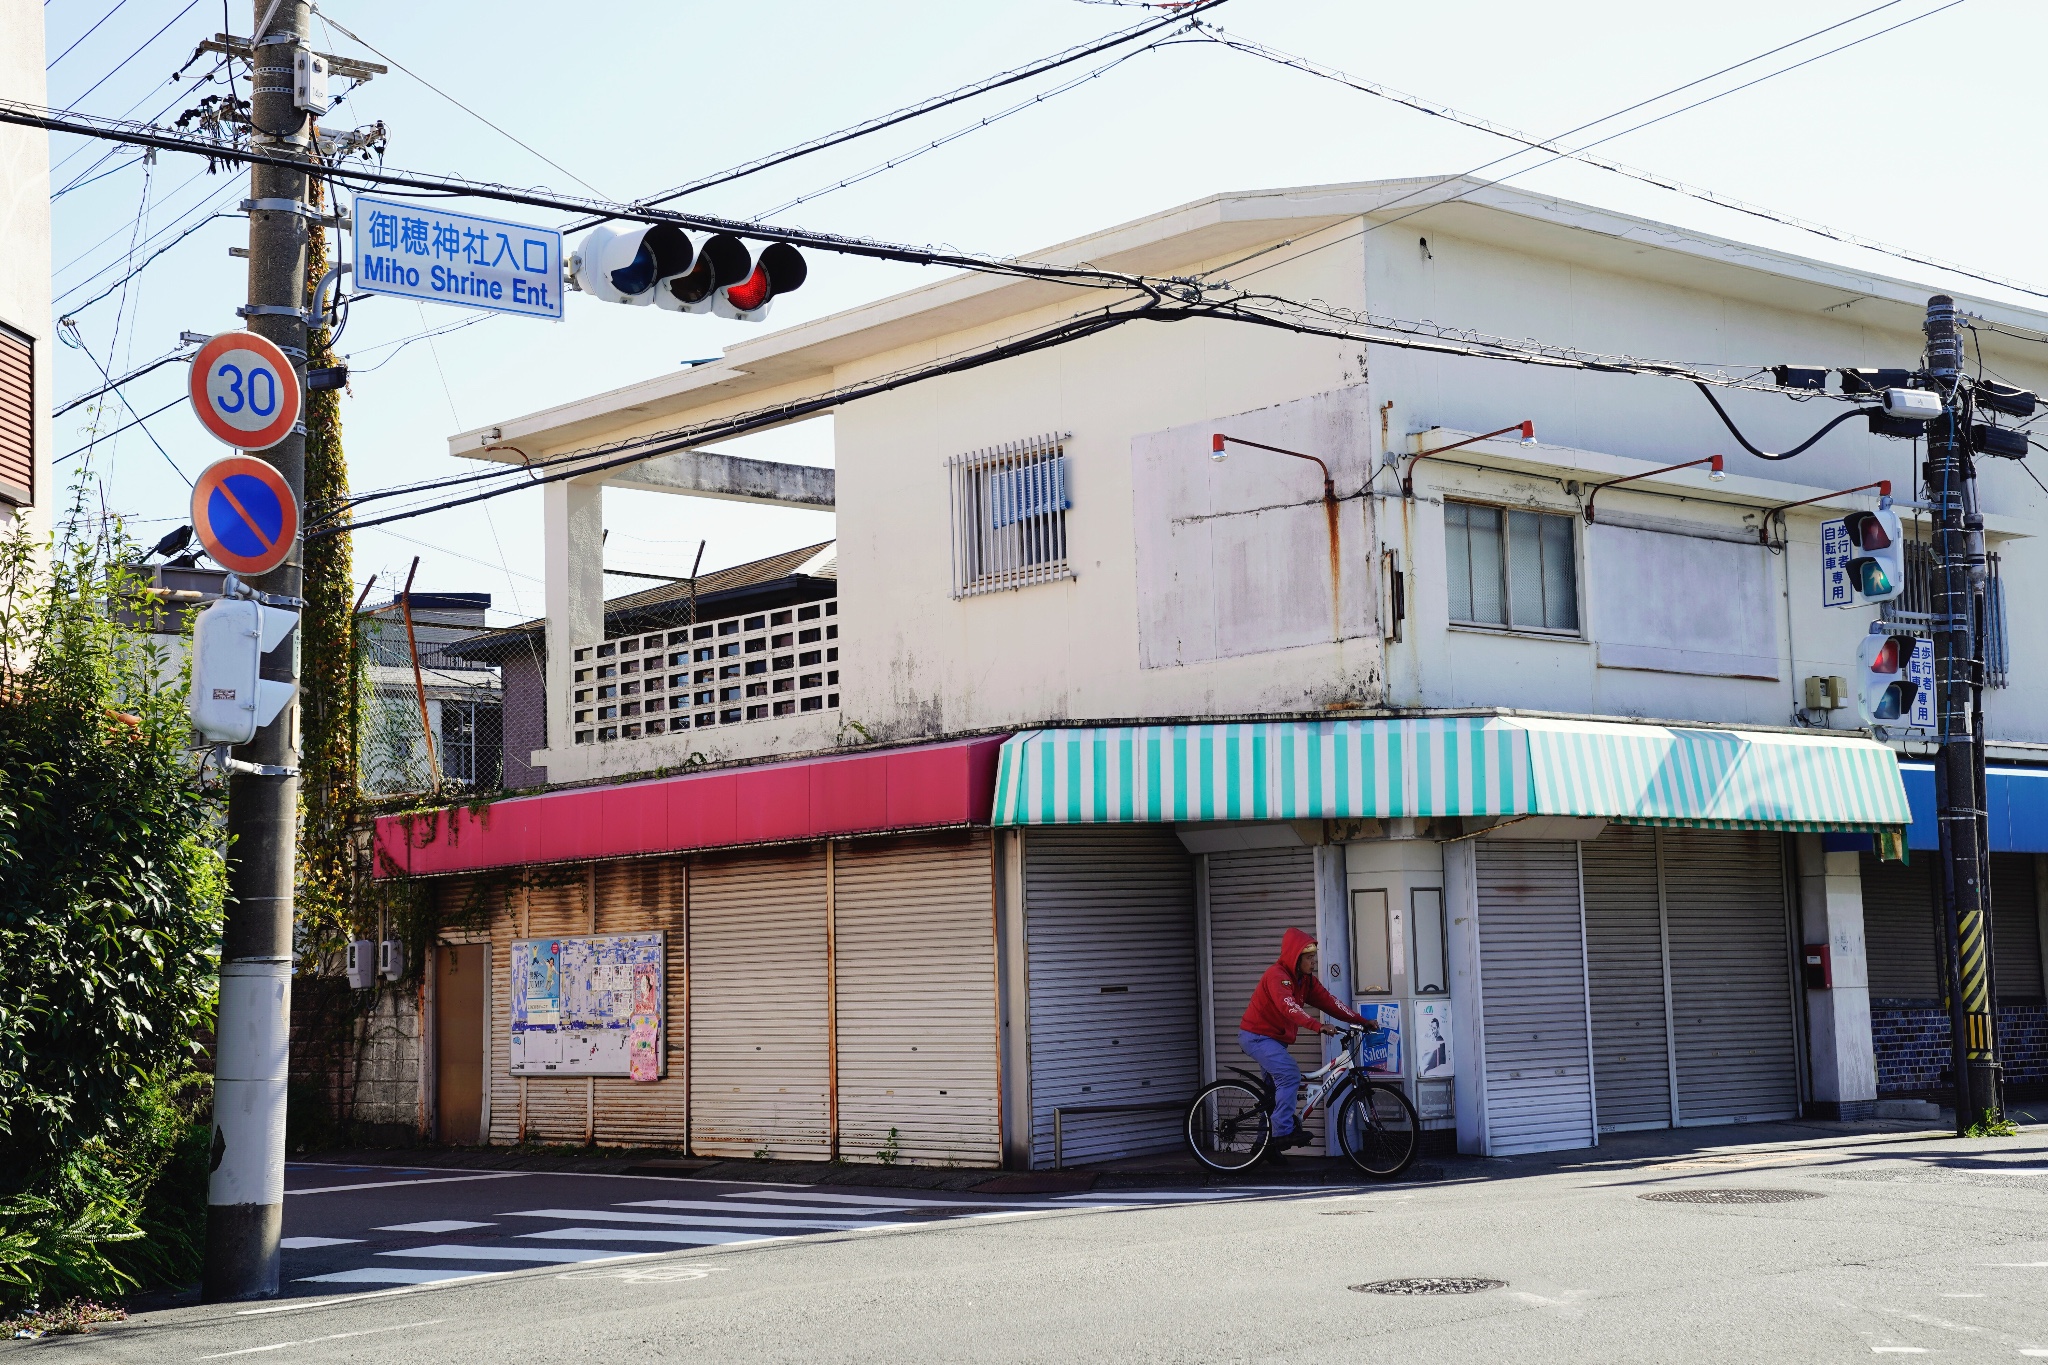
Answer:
[{"xmin": 1239, "ymin": 927, "xmax": 1370, "ymax": 1152}]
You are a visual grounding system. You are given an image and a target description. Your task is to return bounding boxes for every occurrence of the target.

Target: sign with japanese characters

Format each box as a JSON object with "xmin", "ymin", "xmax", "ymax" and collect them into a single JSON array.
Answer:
[
  {"xmin": 1820, "ymin": 517, "xmax": 1853, "ymax": 607},
  {"xmin": 1907, "ymin": 636, "xmax": 1935, "ymax": 730},
  {"xmin": 509, "ymin": 932, "xmax": 664, "ymax": 1078},
  {"xmin": 353, "ymin": 195, "xmax": 563, "ymax": 320}
]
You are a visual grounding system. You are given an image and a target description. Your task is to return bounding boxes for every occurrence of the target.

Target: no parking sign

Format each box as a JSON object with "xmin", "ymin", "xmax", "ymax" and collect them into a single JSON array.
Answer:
[
  {"xmin": 191, "ymin": 456, "xmax": 298, "ymax": 577},
  {"xmin": 187, "ymin": 331, "xmax": 301, "ymax": 452}
]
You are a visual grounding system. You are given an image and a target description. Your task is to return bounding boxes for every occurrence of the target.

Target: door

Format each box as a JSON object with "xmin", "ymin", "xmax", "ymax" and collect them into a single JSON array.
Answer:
[
  {"xmin": 689, "ymin": 846, "xmax": 831, "ymax": 1160},
  {"xmin": 1206, "ymin": 847, "xmax": 1324, "ymax": 1151},
  {"xmin": 1580, "ymin": 826, "xmax": 1673, "ymax": 1132},
  {"xmin": 1024, "ymin": 827, "xmax": 1199, "ymax": 1168},
  {"xmin": 1662, "ymin": 830, "xmax": 1800, "ymax": 1125},
  {"xmin": 833, "ymin": 834, "xmax": 1000, "ymax": 1167},
  {"xmin": 435, "ymin": 943, "xmax": 486, "ymax": 1145},
  {"xmin": 1474, "ymin": 841, "xmax": 1595, "ymax": 1156}
]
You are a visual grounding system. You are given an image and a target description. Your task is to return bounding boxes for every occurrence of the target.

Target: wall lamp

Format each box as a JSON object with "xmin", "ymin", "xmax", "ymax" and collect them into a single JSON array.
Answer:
[
  {"xmin": 1582, "ymin": 454, "xmax": 1725, "ymax": 523},
  {"xmin": 1754, "ymin": 479, "xmax": 1891, "ymax": 544},
  {"xmin": 1211, "ymin": 433, "xmax": 1336, "ymax": 503},
  {"xmin": 1401, "ymin": 421, "xmax": 1535, "ymax": 496}
]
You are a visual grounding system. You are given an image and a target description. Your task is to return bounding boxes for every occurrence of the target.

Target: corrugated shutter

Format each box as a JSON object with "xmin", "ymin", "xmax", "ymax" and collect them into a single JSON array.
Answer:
[
  {"xmin": 1024, "ymin": 827, "xmax": 1198, "ymax": 1168},
  {"xmin": 592, "ymin": 858, "xmax": 688, "ymax": 1148},
  {"xmin": 1581, "ymin": 826, "xmax": 1672, "ymax": 1132},
  {"xmin": 1206, "ymin": 847, "xmax": 1325, "ymax": 1152},
  {"xmin": 1862, "ymin": 855, "xmax": 1939, "ymax": 999},
  {"xmin": 1474, "ymin": 841, "xmax": 1594, "ymax": 1155},
  {"xmin": 0, "ymin": 328, "xmax": 30, "ymax": 503},
  {"xmin": 515, "ymin": 874, "xmax": 595, "ymax": 1142},
  {"xmin": 689, "ymin": 846, "xmax": 830, "ymax": 1159},
  {"xmin": 1662, "ymin": 831, "xmax": 1799, "ymax": 1125},
  {"xmin": 833, "ymin": 833, "xmax": 1000, "ymax": 1166},
  {"xmin": 1990, "ymin": 854, "xmax": 2044, "ymax": 1001}
]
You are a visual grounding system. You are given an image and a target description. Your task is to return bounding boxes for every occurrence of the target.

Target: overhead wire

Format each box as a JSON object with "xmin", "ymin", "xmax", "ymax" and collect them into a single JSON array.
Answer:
[
  {"xmin": 54, "ymin": 208, "xmax": 237, "ymax": 315},
  {"xmin": 57, "ymin": 0, "xmax": 203, "ymax": 112},
  {"xmin": 46, "ymin": 0, "xmax": 136, "ymax": 70}
]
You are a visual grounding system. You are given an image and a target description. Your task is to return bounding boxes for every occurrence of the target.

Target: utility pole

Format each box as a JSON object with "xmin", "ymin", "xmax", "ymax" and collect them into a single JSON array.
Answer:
[
  {"xmin": 1923, "ymin": 294, "xmax": 2001, "ymax": 1133},
  {"xmin": 204, "ymin": 0, "xmax": 313, "ymax": 1302}
]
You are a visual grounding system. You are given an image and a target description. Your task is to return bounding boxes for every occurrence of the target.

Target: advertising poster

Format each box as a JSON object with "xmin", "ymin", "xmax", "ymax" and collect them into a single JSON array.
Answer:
[
  {"xmin": 1359, "ymin": 1001, "xmax": 1402, "ymax": 1074},
  {"xmin": 511, "ymin": 932, "xmax": 664, "ymax": 1076},
  {"xmin": 1415, "ymin": 999, "xmax": 1454, "ymax": 1079}
]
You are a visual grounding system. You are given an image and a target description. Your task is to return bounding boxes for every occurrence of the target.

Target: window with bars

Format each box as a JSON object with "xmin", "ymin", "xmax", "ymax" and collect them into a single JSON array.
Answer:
[
  {"xmin": 1444, "ymin": 499, "xmax": 1579, "ymax": 632},
  {"xmin": 947, "ymin": 432, "xmax": 1072, "ymax": 597},
  {"xmin": 1881, "ymin": 540, "xmax": 2009, "ymax": 688}
]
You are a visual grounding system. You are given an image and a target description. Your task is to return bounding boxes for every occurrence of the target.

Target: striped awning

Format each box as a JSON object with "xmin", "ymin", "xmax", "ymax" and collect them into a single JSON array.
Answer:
[{"xmin": 990, "ymin": 717, "xmax": 1910, "ymax": 833}]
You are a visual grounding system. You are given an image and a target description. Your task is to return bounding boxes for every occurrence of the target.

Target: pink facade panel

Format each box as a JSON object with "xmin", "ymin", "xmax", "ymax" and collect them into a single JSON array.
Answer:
[{"xmin": 372, "ymin": 736, "xmax": 1008, "ymax": 877}]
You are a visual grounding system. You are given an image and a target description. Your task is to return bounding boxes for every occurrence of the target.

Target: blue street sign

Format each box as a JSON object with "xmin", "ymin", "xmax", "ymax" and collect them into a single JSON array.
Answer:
[{"xmin": 353, "ymin": 195, "xmax": 563, "ymax": 320}]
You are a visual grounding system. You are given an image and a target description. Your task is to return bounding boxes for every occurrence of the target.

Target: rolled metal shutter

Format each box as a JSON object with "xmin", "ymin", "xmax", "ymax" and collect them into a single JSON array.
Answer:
[
  {"xmin": 1580, "ymin": 826, "xmax": 1672, "ymax": 1132},
  {"xmin": 1861, "ymin": 854, "xmax": 1939, "ymax": 999},
  {"xmin": 689, "ymin": 846, "xmax": 831, "ymax": 1159},
  {"xmin": 1206, "ymin": 847, "xmax": 1324, "ymax": 1150},
  {"xmin": 1662, "ymin": 830, "xmax": 1799, "ymax": 1125},
  {"xmin": 1990, "ymin": 854, "xmax": 2044, "ymax": 1001},
  {"xmin": 514, "ymin": 875, "xmax": 594, "ymax": 1143},
  {"xmin": 833, "ymin": 833, "xmax": 1000, "ymax": 1167},
  {"xmin": 1024, "ymin": 827, "xmax": 1199, "ymax": 1169},
  {"xmin": 592, "ymin": 858, "xmax": 688, "ymax": 1147},
  {"xmin": 1474, "ymin": 841, "xmax": 1595, "ymax": 1155}
]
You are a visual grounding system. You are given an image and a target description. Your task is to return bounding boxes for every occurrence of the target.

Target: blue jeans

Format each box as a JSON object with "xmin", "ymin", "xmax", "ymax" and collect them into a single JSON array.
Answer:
[{"xmin": 1239, "ymin": 1030, "xmax": 1302, "ymax": 1137}]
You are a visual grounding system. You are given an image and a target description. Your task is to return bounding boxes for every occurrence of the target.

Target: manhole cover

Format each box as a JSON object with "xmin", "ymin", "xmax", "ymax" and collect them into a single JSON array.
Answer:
[
  {"xmin": 1639, "ymin": 1188, "xmax": 1822, "ymax": 1205},
  {"xmin": 1351, "ymin": 1277, "xmax": 1505, "ymax": 1295}
]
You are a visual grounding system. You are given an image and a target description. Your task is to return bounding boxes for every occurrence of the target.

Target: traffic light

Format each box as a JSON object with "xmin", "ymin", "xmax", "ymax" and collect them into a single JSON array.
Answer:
[
  {"xmin": 1856, "ymin": 630, "xmax": 1920, "ymax": 724},
  {"xmin": 189, "ymin": 595, "xmax": 299, "ymax": 745},
  {"xmin": 568, "ymin": 226, "xmax": 807, "ymax": 321},
  {"xmin": 1836, "ymin": 505, "xmax": 1905, "ymax": 605}
]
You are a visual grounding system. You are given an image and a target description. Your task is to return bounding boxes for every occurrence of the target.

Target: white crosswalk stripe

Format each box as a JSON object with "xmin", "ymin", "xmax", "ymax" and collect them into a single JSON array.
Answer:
[
  {"xmin": 502, "ymin": 1208, "xmax": 877, "ymax": 1231},
  {"xmin": 622, "ymin": 1198, "xmax": 917, "ymax": 1216}
]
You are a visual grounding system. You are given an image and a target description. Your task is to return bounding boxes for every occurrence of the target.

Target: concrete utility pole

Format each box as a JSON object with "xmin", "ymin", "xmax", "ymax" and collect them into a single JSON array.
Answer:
[
  {"xmin": 204, "ymin": 0, "xmax": 313, "ymax": 1302},
  {"xmin": 1922, "ymin": 295, "xmax": 2001, "ymax": 1132}
]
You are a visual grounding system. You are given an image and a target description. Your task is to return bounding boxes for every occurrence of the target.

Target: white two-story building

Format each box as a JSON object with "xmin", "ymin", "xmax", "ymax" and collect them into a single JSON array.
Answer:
[{"xmin": 373, "ymin": 177, "xmax": 2048, "ymax": 1167}]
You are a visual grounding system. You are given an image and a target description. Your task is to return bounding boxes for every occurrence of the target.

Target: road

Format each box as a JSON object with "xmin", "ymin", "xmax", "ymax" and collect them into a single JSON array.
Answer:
[{"xmin": 18, "ymin": 1121, "xmax": 2048, "ymax": 1363}]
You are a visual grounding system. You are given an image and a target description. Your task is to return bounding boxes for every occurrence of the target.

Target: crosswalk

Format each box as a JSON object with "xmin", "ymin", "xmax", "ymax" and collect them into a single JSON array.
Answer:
[{"xmin": 288, "ymin": 1182, "xmax": 1291, "ymax": 1289}]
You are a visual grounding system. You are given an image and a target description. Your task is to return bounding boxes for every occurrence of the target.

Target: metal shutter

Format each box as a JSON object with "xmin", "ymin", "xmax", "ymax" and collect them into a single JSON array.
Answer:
[
  {"xmin": 689, "ymin": 846, "xmax": 831, "ymax": 1159},
  {"xmin": 1474, "ymin": 841, "xmax": 1595, "ymax": 1155},
  {"xmin": 833, "ymin": 833, "xmax": 1001, "ymax": 1167},
  {"xmin": 1206, "ymin": 847, "xmax": 1325, "ymax": 1152},
  {"xmin": 1024, "ymin": 827, "xmax": 1199, "ymax": 1168},
  {"xmin": 1990, "ymin": 854, "xmax": 2044, "ymax": 1001},
  {"xmin": 1662, "ymin": 831, "xmax": 1800, "ymax": 1125},
  {"xmin": 511, "ymin": 875, "xmax": 593, "ymax": 1142},
  {"xmin": 592, "ymin": 858, "xmax": 688, "ymax": 1147},
  {"xmin": 1861, "ymin": 855, "xmax": 1939, "ymax": 999},
  {"xmin": 0, "ymin": 328, "xmax": 30, "ymax": 503},
  {"xmin": 1580, "ymin": 826, "xmax": 1672, "ymax": 1132}
]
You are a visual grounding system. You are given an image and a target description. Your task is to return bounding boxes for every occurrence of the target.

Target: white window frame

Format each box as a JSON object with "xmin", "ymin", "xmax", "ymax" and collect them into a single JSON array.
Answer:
[
  {"xmin": 1443, "ymin": 496, "xmax": 1582, "ymax": 637},
  {"xmin": 947, "ymin": 432, "xmax": 1073, "ymax": 598}
]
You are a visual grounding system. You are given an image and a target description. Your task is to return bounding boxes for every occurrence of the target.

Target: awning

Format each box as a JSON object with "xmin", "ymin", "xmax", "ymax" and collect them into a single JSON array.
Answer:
[
  {"xmin": 1890, "ymin": 763, "xmax": 2048, "ymax": 852},
  {"xmin": 990, "ymin": 718, "xmax": 1910, "ymax": 833}
]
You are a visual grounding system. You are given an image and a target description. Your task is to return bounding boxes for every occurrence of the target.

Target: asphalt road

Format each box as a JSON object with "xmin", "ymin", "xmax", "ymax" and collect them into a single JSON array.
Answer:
[{"xmin": 18, "ymin": 1122, "xmax": 2048, "ymax": 1363}]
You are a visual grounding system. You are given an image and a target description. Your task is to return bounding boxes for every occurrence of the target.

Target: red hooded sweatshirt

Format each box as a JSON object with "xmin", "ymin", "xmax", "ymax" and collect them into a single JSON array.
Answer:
[{"xmin": 1240, "ymin": 927, "xmax": 1366, "ymax": 1045}]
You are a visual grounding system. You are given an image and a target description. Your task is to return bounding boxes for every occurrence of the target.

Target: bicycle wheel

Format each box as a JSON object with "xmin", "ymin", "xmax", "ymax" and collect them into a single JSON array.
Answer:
[
  {"xmin": 1336, "ymin": 1082, "xmax": 1420, "ymax": 1178},
  {"xmin": 1185, "ymin": 1080, "xmax": 1272, "ymax": 1172}
]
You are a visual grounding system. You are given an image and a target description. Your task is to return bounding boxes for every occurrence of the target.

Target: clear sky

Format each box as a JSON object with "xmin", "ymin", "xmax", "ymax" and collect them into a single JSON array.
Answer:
[{"xmin": 42, "ymin": 0, "xmax": 2044, "ymax": 624}]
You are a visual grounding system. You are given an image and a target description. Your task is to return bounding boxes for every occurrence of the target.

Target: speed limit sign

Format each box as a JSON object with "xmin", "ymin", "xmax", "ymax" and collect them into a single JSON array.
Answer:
[{"xmin": 187, "ymin": 331, "xmax": 302, "ymax": 452}]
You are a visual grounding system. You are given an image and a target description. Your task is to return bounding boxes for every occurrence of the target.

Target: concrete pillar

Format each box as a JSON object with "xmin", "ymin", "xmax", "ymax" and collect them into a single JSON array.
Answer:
[
  {"xmin": 542, "ymin": 476, "xmax": 604, "ymax": 766},
  {"xmin": 1796, "ymin": 834, "xmax": 1878, "ymax": 1119}
]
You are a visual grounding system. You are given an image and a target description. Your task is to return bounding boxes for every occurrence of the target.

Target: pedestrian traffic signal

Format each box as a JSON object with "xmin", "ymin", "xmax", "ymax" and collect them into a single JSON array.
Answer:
[
  {"xmin": 568, "ymin": 225, "xmax": 806, "ymax": 321},
  {"xmin": 189, "ymin": 595, "xmax": 299, "ymax": 745},
  {"xmin": 1856, "ymin": 630, "xmax": 1919, "ymax": 724},
  {"xmin": 1841, "ymin": 505, "xmax": 1904, "ymax": 604}
]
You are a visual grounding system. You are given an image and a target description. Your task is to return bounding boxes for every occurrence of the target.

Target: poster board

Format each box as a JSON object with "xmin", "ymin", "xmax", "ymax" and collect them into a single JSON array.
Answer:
[{"xmin": 510, "ymin": 932, "xmax": 664, "ymax": 1080}]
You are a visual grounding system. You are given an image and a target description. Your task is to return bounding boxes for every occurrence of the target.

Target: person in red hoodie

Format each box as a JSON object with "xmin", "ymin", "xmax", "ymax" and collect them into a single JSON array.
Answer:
[{"xmin": 1239, "ymin": 927, "xmax": 1369, "ymax": 1151}]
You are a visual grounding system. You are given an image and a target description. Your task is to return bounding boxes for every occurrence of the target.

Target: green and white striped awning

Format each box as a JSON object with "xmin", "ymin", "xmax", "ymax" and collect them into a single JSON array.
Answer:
[{"xmin": 990, "ymin": 717, "xmax": 1910, "ymax": 833}]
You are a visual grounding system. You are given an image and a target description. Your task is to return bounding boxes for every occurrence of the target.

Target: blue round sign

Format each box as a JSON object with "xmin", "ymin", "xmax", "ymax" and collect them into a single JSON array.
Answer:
[{"xmin": 190, "ymin": 456, "xmax": 299, "ymax": 576}]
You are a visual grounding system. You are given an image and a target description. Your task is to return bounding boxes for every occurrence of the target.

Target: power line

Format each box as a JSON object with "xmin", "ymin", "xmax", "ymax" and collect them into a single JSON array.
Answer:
[
  {"xmin": 57, "ymin": 0, "xmax": 202, "ymax": 112},
  {"xmin": 53, "ymin": 342, "xmax": 193, "ymax": 415},
  {"xmin": 54, "ymin": 208, "xmax": 236, "ymax": 315},
  {"xmin": 54, "ymin": 397, "xmax": 183, "ymax": 464},
  {"xmin": 47, "ymin": 0, "xmax": 136, "ymax": 71}
]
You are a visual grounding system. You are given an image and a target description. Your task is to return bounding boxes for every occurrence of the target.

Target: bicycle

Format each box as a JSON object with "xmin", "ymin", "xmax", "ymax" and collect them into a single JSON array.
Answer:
[{"xmin": 1184, "ymin": 1024, "xmax": 1420, "ymax": 1177}]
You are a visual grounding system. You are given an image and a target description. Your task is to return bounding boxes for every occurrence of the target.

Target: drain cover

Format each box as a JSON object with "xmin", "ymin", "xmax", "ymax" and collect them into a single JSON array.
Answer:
[
  {"xmin": 1639, "ymin": 1188, "xmax": 1822, "ymax": 1205},
  {"xmin": 1351, "ymin": 1277, "xmax": 1505, "ymax": 1295}
]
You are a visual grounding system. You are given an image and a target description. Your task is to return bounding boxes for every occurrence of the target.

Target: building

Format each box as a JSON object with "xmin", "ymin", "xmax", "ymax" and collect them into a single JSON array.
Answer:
[
  {"xmin": 357, "ymin": 592, "xmax": 502, "ymax": 797},
  {"xmin": 0, "ymin": 0, "xmax": 50, "ymax": 540},
  {"xmin": 372, "ymin": 177, "xmax": 2048, "ymax": 1165}
]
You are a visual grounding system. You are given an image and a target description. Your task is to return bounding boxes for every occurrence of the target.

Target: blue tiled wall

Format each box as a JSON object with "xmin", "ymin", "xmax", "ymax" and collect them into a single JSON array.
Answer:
[{"xmin": 1873, "ymin": 1000, "xmax": 2048, "ymax": 1095}]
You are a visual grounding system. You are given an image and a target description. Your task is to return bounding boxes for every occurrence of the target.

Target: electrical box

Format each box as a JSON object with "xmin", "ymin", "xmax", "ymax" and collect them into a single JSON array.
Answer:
[
  {"xmin": 1802, "ymin": 942, "xmax": 1832, "ymax": 991},
  {"xmin": 293, "ymin": 47, "xmax": 331, "ymax": 115},
  {"xmin": 1804, "ymin": 675, "xmax": 1848, "ymax": 711},
  {"xmin": 346, "ymin": 939, "xmax": 375, "ymax": 989},
  {"xmin": 378, "ymin": 939, "xmax": 406, "ymax": 983}
]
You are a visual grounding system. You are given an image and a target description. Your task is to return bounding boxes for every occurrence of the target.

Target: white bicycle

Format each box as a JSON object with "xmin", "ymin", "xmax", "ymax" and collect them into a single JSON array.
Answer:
[{"xmin": 1184, "ymin": 1024, "xmax": 1420, "ymax": 1176}]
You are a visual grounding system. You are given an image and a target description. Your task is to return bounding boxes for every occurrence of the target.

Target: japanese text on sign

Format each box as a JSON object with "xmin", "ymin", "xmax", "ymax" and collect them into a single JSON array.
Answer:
[
  {"xmin": 1907, "ymin": 637, "xmax": 1935, "ymax": 729},
  {"xmin": 1820, "ymin": 518, "xmax": 1853, "ymax": 607},
  {"xmin": 353, "ymin": 195, "xmax": 563, "ymax": 320}
]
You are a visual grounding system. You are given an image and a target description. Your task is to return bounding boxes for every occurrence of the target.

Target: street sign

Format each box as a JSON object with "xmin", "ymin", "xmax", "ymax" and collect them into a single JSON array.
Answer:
[
  {"xmin": 191, "ymin": 455, "xmax": 299, "ymax": 577},
  {"xmin": 354, "ymin": 194, "xmax": 563, "ymax": 320},
  {"xmin": 188, "ymin": 331, "xmax": 302, "ymax": 452},
  {"xmin": 1907, "ymin": 636, "xmax": 1935, "ymax": 729}
]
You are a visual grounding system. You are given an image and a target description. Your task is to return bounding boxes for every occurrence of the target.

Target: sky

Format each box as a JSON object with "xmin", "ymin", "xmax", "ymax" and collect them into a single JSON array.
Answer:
[{"xmin": 38, "ymin": 0, "xmax": 2048, "ymax": 625}]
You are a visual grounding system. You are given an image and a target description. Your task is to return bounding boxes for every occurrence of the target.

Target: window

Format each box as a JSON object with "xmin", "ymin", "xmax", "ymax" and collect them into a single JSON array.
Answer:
[
  {"xmin": 1351, "ymin": 890, "xmax": 1392, "ymax": 995},
  {"xmin": 948, "ymin": 431, "xmax": 1073, "ymax": 597},
  {"xmin": 1411, "ymin": 889, "xmax": 1447, "ymax": 994},
  {"xmin": 1445, "ymin": 500, "xmax": 1579, "ymax": 632}
]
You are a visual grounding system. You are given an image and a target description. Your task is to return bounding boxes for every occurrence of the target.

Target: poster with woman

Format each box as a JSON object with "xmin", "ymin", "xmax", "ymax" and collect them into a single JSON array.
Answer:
[{"xmin": 1416, "ymin": 999, "xmax": 1454, "ymax": 1079}]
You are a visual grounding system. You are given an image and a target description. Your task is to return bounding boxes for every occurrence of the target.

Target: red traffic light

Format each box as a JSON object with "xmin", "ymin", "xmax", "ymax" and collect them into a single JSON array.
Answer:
[
  {"xmin": 717, "ymin": 242, "xmax": 807, "ymax": 321},
  {"xmin": 1867, "ymin": 635, "xmax": 1906, "ymax": 674},
  {"xmin": 1844, "ymin": 509, "xmax": 1893, "ymax": 550}
]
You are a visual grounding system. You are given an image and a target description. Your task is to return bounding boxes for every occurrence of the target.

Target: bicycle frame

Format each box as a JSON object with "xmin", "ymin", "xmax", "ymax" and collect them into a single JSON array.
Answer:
[{"xmin": 1236, "ymin": 1028, "xmax": 1376, "ymax": 1126}]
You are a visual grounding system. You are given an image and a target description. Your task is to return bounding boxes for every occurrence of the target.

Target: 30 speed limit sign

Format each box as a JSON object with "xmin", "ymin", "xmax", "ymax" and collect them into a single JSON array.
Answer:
[{"xmin": 187, "ymin": 331, "xmax": 302, "ymax": 452}]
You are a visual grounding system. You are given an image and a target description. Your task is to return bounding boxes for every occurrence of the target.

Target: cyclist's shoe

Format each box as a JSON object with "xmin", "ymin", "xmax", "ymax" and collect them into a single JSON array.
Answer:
[{"xmin": 1272, "ymin": 1129, "xmax": 1314, "ymax": 1152}]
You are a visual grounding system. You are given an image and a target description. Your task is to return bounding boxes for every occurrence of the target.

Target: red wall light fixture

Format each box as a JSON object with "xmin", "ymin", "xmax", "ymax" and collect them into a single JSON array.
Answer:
[
  {"xmin": 1582, "ymin": 454, "xmax": 1725, "ymax": 523},
  {"xmin": 1753, "ymin": 479, "xmax": 1892, "ymax": 543},
  {"xmin": 1210, "ymin": 433, "xmax": 1336, "ymax": 502},
  {"xmin": 1401, "ymin": 421, "xmax": 1535, "ymax": 496}
]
